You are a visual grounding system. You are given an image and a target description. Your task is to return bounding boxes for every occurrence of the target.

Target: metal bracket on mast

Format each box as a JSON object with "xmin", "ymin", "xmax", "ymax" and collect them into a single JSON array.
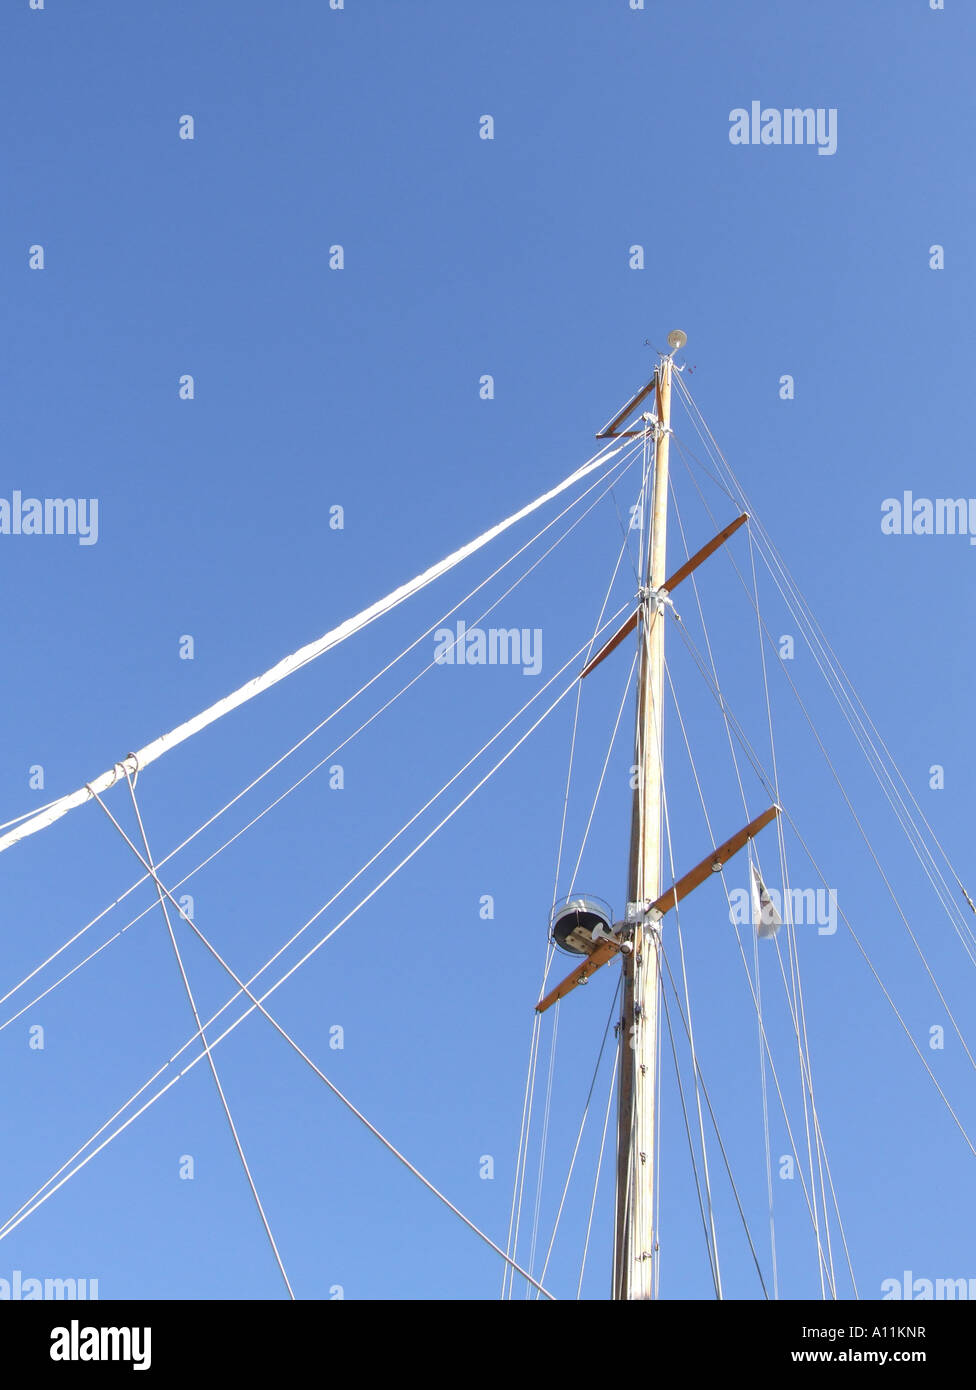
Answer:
[
  {"xmin": 640, "ymin": 585, "xmax": 672, "ymax": 616},
  {"xmin": 626, "ymin": 901, "xmax": 663, "ymax": 929}
]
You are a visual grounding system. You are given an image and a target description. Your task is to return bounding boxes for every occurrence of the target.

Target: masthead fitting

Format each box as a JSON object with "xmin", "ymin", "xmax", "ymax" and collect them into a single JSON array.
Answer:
[{"xmin": 667, "ymin": 329, "xmax": 687, "ymax": 355}]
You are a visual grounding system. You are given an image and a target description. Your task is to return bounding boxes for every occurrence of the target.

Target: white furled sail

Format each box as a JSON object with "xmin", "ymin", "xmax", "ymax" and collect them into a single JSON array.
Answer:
[{"xmin": 0, "ymin": 439, "xmax": 624, "ymax": 857}]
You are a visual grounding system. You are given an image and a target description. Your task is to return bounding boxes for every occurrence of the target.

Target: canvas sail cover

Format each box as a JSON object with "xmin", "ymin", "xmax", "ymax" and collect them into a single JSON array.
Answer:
[{"xmin": 750, "ymin": 862, "xmax": 782, "ymax": 939}]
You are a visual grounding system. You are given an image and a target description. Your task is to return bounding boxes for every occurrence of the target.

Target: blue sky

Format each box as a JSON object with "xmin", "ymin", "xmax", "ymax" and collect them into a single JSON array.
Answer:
[{"xmin": 1, "ymin": 0, "xmax": 974, "ymax": 1301}]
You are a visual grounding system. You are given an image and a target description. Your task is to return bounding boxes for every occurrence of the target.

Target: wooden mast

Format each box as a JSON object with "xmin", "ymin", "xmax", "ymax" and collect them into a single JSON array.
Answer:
[
  {"xmin": 613, "ymin": 345, "xmax": 675, "ymax": 1300},
  {"xmin": 534, "ymin": 338, "xmax": 777, "ymax": 1295}
]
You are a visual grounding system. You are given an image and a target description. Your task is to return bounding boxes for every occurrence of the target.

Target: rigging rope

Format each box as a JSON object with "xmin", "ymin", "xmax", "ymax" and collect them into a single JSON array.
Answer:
[
  {"xmin": 654, "ymin": 630, "xmax": 723, "ymax": 1296},
  {"xmin": 669, "ymin": 445, "xmax": 861, "ymax": 1294},
  {"xmin": 0, "ymin": 438, "xmax": 627, "ymax": 856},
  {"xmin": 535, "ymin": 980, "xmax": 621, "ymax": 1294},
  {"xmin": 507, "ymin": 458, "xmax": 649, "ymax": 1296},
  {"xmin": 4, "ymin": 713, "xmax": 622, "ymax": 1301},
  {"xmin": 576, "ymin": 1047, "xmax": 619, "ymax": 1299},
  {"xmin": 666, "ymin": 607, "xmax": 976, "ymax": 1163},
  {"xmin": 670, "ymin": 473, "xmax": 784, "ymax": 1295},
  {"xmin": 5, "ymin": 799, "xmax": 559, "ymax": 1297},
  {"xmin": 661, "ymin": 644, "xmax": 839, "ymax": 1292},
  {"xmin": 658, "ymin": 948, "xmax": 771, "ymax": 1298},
  {"xmin": 524, "ymin": 589, "xmax": 643, "ymax": 1295},
  {"xmin": 673, "ymin": 374, "xmax": 976, "ymax": 956},
  {"xmin": 1, "ymin": 612, "xmax": 631, "ymax": 1273},
  {"xmin": 106, "ymin": 776, "xmax": 296, "ymax": 1299},
  {"xmin": 745, "ymin": 526, "xmax": 838, "ymax": 1298},
  {"xmin": 1, "ymin": 445, "xmax": 644, "ymax": 1034},
  {"xmin": 657, "ymin": 946, "xmax": 723, "ymax": 1297},
  {"xmin": 667, "ymin": 393, "xmax": 976, "ymax": 1237},
  {"xmin": 667, "ymin": 471, "xmax": 785, "ymax": 1292}
]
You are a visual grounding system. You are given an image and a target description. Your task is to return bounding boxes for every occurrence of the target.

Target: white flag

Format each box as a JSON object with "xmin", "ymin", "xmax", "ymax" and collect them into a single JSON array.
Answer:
[{"xmin": 751, "ymin": 864, "xmax": 782, "ymax": 939}]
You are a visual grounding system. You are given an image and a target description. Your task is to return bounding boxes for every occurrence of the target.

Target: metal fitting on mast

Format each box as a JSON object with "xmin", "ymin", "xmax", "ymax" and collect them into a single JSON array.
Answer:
[{"xmin": 638, "ymin": 585, "xmax": 672, "ymax": 615}]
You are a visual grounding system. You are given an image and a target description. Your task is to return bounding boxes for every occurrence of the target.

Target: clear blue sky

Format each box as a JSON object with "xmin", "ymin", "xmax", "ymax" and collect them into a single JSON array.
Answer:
[{"xmin": 1, "ymin": 0, "xmax": 974, "ymax": 1301}]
